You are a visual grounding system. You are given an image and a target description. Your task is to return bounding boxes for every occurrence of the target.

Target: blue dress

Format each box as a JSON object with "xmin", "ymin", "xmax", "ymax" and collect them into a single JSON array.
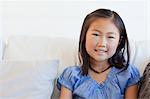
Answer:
[{"xmin": 57, "ymin": 65, "xmax": 140, "ymax": 99}]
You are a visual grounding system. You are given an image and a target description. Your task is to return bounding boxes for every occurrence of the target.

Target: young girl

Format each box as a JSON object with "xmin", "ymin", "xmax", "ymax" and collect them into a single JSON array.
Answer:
[{"xmin": 57, "ymin": 8, "xmax": 140, "ymax": 99}]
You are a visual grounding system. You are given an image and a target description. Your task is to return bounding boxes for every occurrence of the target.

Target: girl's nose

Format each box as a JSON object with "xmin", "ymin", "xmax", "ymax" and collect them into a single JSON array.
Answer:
[{"xmin": 98, "ymin": 37, "xmax": 107, "ymax": 47}]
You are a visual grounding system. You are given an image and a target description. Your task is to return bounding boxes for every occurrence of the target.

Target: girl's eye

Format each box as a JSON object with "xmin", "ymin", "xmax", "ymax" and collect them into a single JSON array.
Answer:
[
  {"xmin": 108, "ymin": 36, "xmax": 115, "ymax": 39},
  {"xmin": 92, "ymin": 33, "xmax": 99, "ymax": 36}
]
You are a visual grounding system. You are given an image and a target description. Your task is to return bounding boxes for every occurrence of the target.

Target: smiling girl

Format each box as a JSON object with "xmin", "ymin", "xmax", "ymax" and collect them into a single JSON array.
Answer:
[{"xmin": 57, "ymin": 8, "xmax": 140, "ymax": 99}]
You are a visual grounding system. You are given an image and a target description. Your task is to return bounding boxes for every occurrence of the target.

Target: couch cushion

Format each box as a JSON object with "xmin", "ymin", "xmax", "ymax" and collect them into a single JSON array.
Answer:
[
  {"xmin": 129, "ymin": 40, "xmax": 150, "ymax": 75},
  {"xmin": 3, "ymin": 36, "xmax": 51, "ymax": 60},
  {"xmin": 3, "ymin": 36, "xmax": 78, "ymax": 75},
  {"xmin": 0, "ymin": 60, "xmax": 58, "ymax": 99}
]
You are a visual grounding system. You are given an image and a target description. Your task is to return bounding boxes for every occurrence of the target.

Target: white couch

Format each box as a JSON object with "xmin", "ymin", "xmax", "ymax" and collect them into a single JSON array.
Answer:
[{"xmin": 0, "ymin": 35, "xmax": 150, "ymax": 99}]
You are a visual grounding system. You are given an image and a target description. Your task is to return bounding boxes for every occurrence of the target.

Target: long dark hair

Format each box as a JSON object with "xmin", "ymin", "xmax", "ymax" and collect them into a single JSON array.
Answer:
[{"xmin": 78, "ymin": 8, "xmax": 130, "ymax": 75}]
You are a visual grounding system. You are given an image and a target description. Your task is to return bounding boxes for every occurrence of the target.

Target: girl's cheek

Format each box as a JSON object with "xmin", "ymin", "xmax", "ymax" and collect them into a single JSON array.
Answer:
[{"xmin": 93, "ymin": 37, "xmax": 99, "ymax": 44}]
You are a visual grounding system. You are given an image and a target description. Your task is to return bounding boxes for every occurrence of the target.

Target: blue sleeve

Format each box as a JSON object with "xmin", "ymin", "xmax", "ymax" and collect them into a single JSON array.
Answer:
[
  {"xmin": 126, "ymin": 65, "xmax": 140, "ymax": 87},
  {"xmin": 116, "ymin": 65, "xmax": 140, "ymax": 94},
  {"xmin": 57, "ymin": 66, "xmax": 80, "ymax": 91}
]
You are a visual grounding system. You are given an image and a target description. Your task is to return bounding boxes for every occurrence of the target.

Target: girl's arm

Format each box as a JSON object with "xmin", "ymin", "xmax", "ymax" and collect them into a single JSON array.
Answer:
[
  {"xmin": 125, "ymin": 84, "xmax": 138, "ymax": 99},
  {"xmin": 60, "ymin": 85, "xmax": 72, "ymax": 99}
]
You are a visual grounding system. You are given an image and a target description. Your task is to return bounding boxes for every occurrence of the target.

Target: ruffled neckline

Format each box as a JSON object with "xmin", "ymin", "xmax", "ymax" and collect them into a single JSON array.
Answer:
[{"xmin": 85, "ymin": 67, "xmax": 120, "ymax": 88}]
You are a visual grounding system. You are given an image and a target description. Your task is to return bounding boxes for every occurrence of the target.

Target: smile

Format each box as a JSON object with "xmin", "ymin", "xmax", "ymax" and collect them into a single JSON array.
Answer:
[
  {"xmin": 94, "ymin": 49, "xmax": 107, "ymax": 52},
  {"xmin": 94, "ymin": 49, "xmax": 107, "ymax": 55}
]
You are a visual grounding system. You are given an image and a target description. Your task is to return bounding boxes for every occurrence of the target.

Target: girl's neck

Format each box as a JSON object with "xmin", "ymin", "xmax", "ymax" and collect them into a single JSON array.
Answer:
[{"xmin": 90, "ymin": 59, "xmax": 110, "ymax": 73}]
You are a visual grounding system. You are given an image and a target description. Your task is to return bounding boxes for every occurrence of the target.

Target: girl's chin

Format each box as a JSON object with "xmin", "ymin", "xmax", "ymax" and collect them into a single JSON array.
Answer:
[{"xmin": 94, "ymin": 58, "xmax": 108, "ymax": 62}]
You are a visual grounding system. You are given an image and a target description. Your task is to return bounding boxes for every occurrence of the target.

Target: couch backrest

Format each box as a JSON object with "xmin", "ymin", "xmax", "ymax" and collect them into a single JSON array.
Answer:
[
  {"xmin": 3, "ymin": 36, "xmax": 78, "ymax": 76},
  {"xmin": 0, "ymin": 40, "xmax": 4, "ymax": 60},
  {"xmin": 129, "ymin": 40, "xmax": 150, "ymax": 74}
]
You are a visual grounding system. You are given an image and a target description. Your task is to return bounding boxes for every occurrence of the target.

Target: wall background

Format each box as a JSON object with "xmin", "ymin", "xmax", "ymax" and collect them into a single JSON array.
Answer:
[
  {"xmin": 0, "ymin": 0, "xmax": 149, "ymax": 43},
  {"xmin": 0, "ymin": 2, "xmax": 3, "ymax": 59}
]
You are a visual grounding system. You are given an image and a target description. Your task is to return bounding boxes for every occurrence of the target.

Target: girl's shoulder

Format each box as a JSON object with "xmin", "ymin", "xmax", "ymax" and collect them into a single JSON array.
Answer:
[
  {"xmin": 62, "ymin": 66, "xmax": 82, "ymax": 76},
  {"xmin": 114, "ymin": 64, "xmax": 140, "ymax": 88},
  {"xmin": 114, "ymin": 64, "xmax": 140, "ymax": 76},
  {"xmin": 64, "ymin": 65, "xmax": 81, "ymax": 71},
  {"xmin": 128, "ymin": 64, "xmax": 139, "ymax": 71},
  {"xmin": 125, "ymin": 64, "xmax": 140, "ymax": 77},
  {"xmin": 57, "ymin": 66, "xmax": 82, "ymax": 91}
]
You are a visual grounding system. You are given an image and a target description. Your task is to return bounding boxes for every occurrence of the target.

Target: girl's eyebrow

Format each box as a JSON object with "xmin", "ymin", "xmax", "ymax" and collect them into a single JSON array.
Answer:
[
  {"xmin": 92, "ymin": 29, "xmax": 117, "ymax": 35},
  {"xmin": 107, "ymin": 32, "xmax": 116, "ymax": 35},
  {"xmin": 91, "ymin": 29, "xmax": 102, "ymax": 33}
]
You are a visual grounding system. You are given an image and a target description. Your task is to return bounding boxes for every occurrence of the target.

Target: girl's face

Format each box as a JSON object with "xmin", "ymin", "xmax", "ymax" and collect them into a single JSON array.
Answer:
[{"xmin": 86, "ymin": 18, "xmax": 120, "ymax": 64}]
